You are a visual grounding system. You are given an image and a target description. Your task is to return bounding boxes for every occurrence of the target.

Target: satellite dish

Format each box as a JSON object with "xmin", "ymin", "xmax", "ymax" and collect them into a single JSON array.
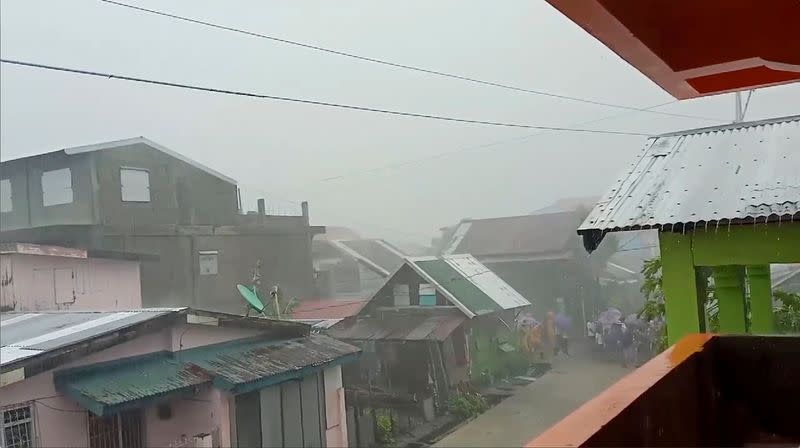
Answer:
[{"xmin": 237, "ymin": 284, "xmax": 265, "ymax": 313}]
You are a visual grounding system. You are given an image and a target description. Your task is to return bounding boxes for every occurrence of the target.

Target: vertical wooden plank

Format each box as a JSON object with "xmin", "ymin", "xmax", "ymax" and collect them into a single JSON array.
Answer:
[
  {"xmin": 281, "ymin": 381, "xmax": 303, "ymax": 448},
  {"xmin": 260, "ymin": 386, "xmax": 283, "ymax": 448},
  {"xmin": 345, "ymin": 407, "xmax": 357, "ymax": 448},
  {"xmin": 235, "ymin": 391, "xmax": 262, "ymax": 448},
  {"xmin": 301, "ymin": 374, "xmax": 322, "ymax": 447},
  {"xmin": 317, "ymin": 373, "xmax": 327, "ymax": 446}
]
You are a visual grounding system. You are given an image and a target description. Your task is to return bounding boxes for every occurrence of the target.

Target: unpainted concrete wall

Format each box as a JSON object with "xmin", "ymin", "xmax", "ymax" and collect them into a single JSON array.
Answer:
[
  {"xmin": 93, "ymin": 143, "xmax": 238, "ymax": 227},
  {"xmin": 0, "ymin": 152, "xmax": 96, "ymax": 232}
]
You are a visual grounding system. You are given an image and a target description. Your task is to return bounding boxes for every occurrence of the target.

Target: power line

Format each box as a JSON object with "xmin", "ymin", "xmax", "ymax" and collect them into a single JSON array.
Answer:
[
  {"xmin": 96, "ymin": 0, "xmax": 723, "ymax": 123},
  {"xmin": 281, "ymin": 100, "xmax": 677, "ymax": 192},
  {"xmin": 1, "ymin": 58, "xmax": 654, "ymax": 136}
]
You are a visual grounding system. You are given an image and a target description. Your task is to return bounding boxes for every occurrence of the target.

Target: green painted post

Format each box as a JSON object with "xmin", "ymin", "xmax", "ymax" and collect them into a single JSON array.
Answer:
[
  {"xmin": 713, "ymin": 266, "xmax": 747, "ymax": 333},
  {"xmin": 660, "ymin": 233, "xmax": 703, "ymax": 345},
  {"xmin": 747, "ymin": 265, "xmax": 774, "ymax": 334}
]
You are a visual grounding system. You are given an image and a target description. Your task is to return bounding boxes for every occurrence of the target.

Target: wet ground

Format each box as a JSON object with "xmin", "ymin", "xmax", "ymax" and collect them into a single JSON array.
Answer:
[{"xmin": 434, "ymin": 341, "xmax": 631, "ymax": 448}]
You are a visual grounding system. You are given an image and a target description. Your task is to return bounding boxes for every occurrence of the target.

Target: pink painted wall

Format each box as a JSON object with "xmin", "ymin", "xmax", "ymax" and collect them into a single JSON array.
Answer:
[
  {"xmin": 0, "ymin": 322, "xmax": 258, "ymax": 447},
  {"xmin": 0, "ymin": 329, "xmax": 172, "ymax": 447},
  {"xmin": 144, "ymin": 387, "xmax": 234, "ymax": 448},
  {"xmin": 0, "ymin": 253, "xmax": 142, "ymax": 311}
]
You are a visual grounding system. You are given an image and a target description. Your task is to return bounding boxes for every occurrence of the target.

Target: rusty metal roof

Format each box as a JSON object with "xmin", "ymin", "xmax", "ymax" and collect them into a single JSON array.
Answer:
[
  {"xmin": 291, "ymin": 298, "xmax": 369, "ymax": 320},
  {"xmin": 53, "ymin": 351, "xmax": 212, "ymax": 416},
  {"xmin": 579, "ymin": 115, "xmax": 800, "ymax": 251},
  {"xmin": 327, "ymin": 310, "xmax": 466, "ymax": 342},
  {"xmin": 55, "ymin": 334, "xmax": 360, "ymax": 415},
  {"xmin": 185, "ymin": 334, "xmax": 359, "ymax": 393}
]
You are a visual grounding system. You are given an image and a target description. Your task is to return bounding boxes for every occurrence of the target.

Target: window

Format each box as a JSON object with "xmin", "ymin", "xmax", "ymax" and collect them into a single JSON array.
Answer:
[
  {"xmin": 1, "ymin": 404, "xmax": 34, "ymax": 448},
  {"xmin": 198, "ymin": 250, "xmax": 219, "ymax": 275},
  {"xmin": 419, "ymin": 283, "xmax": 437, "ymax": 306},
  {"xmin": 0, "ymin": 179, "xmax": 11, "ymax": 213},
  {"xmin": 88, "ymin": 410, "xmax": 142, "ymax": 448},
  {"xmin": 41, "ymin": 167, "xmax": 73, "ymax": 206},
  {"xmin": 120, "ymin": 168, "xmax": 150, "ymax": 202}
]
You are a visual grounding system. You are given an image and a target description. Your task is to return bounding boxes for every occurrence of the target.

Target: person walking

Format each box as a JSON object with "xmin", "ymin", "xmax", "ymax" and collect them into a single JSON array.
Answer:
[
  {"xmin": 542, "ymin": 312, "xmax": 557, "ymax": 359},
  {"xmin": 555, "ymin": 311, "xmax": 572, "ymax": 356},
  {"xmin": 621, "ymin": 324, "xmax": 637, "ymax": 367}
]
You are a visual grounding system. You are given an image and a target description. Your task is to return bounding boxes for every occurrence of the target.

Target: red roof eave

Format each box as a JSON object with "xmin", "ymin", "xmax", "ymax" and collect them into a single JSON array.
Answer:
[{"xmin": 546, "ymin": 0, "xmax": 800, "ymax": 99}]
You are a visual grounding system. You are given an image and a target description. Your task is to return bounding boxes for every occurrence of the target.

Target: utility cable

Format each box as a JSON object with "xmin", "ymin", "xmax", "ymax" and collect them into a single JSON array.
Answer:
[
  {"xmin": 1, "ymin": 58, "xmax": 653, "ymax": 136},
  {"xmin": 300, "ymin": 100, "xmax": 676, "ymax": 187},
  {"xmin": 97, "ymin": 0, "xmax": 723, "ymax": 122}
]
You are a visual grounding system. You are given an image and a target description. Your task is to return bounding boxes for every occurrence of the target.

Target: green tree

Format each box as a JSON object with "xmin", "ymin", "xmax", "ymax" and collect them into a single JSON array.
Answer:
[{"xmin": 774, "ymin": 290, "xmax": 800, "ymax": 333}]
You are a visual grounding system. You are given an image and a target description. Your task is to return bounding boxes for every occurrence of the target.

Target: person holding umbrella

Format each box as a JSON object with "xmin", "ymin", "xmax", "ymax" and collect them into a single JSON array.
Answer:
[{"xmin": 555, "ymin": 311, "xmax": 572, "ymax": 356}]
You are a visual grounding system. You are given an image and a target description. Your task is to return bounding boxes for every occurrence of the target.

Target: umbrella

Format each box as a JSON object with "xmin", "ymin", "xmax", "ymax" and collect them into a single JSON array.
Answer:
[
  {"xmin": 625, "ymin": 313, "xmax": 646, "ymax": 328},
  {"xmin": 517, "ymin": 315, "xmax": 539, "ymax": 328},
  {"xmin": 555, "ymin": 313, "xmax": 572, "ymax": 331},
  {"xmin": 597, "ymin": 308, "xmax": 623, "ymax": 326}
]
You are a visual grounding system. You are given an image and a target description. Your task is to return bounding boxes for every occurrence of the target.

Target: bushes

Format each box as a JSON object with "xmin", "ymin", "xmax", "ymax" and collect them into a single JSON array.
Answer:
[
  {"xmin": 448, "ymin": 391, "xmax": 488, "ymax": 419},
  {"xmin": 775, "ymin": 290, "xmax": 800, "ymax": 334},
  {"xmin": 376, "ymin": 413, "xmax": 395, "ymax": 447}
]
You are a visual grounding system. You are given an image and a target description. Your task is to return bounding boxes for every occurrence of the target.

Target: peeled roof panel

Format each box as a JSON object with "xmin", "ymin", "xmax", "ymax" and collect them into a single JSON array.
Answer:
[
  {"xmin": 445, "ymin": 255, "xmax": 531, "ymax": 310},
  {"xmin": 579, "ymin": 115, "xmax": 800, "ymax": 234},
  {"xmin": 414, "ymin": 258, "xmax": 500, "ymax": 316},
  {"xmin": 338, "ymin": 239, "xmax": 405, "ymax": 274},
  {"xmin": 452, "ymin": 213, "xmax": 580, "ymax": 257}
]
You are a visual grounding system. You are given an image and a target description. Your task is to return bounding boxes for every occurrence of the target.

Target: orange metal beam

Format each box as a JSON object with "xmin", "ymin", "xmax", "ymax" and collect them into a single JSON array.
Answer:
[
  {"xmin": 545, "ymin": 0, "xmax": 800, "ymax": 98},
  {"xmin": 526, "ymin": 333, "xmax": 714, "ymax": 447}
]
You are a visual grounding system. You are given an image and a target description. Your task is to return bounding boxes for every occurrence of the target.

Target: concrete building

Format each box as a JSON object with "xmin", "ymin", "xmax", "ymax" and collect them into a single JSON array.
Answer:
[
  {"xmin": 0, "ymin": 137, "xmax": 322, "ymax": 312},
  {"xmin": 0, "ymin": 242, "xmax": 146, "ymax": 312},
  {"xmin": 0, "ymin": 308, "xmax": 359, "ymax": 448}
]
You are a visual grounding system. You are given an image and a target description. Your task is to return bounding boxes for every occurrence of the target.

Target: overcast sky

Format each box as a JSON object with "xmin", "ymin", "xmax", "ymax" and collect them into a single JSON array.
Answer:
[{"xmin": 2, "ymin": 0, "xmax": 799, "ymax": 246}]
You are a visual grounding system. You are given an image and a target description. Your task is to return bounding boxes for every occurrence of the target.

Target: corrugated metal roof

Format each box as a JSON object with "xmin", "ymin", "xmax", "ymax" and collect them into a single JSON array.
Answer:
[
  {"xmin": 0, "ymin": 309, "xmax": 182, "ymax": 368},
  {"xmin": 329, "ymin": 239, "xmax": 405, "ymax": 277},
  {"xmin": 327, "ymin": 311, "xmax": 466, "ymax": 341},
  {"xmin": 405, "ymin": 254, "xmax": 531, "ymax": 318},
  {"xmin": 54, "ymin": 351, "xmax": 212, "ymax": 415},
  {"xmin": 291, "ymin": 298, "xmax": 368, "ymax": 319},
  {"xmin": 187, "ymin": 333, "xmax": 357, "ymax": 383},
  {"xmin": 579, "ymin": 115, "xmax": 800, "ymax": 250},
  {"xmin": 287, "ymin": 318, "xmax": 344, "ymax": 332},
  {"xmin": 443, "ymin": 212, "xmax": 581, "ymax": 258},
  {"xmin": 56, "ymin": 334, "xmax": 359, "ymax": 415}
]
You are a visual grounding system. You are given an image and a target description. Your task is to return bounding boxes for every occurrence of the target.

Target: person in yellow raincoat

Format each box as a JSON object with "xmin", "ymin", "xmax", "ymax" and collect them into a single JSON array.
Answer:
[{"xmin": 542, "ymin": 311, "xmax": 557, "ymax": 357}]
